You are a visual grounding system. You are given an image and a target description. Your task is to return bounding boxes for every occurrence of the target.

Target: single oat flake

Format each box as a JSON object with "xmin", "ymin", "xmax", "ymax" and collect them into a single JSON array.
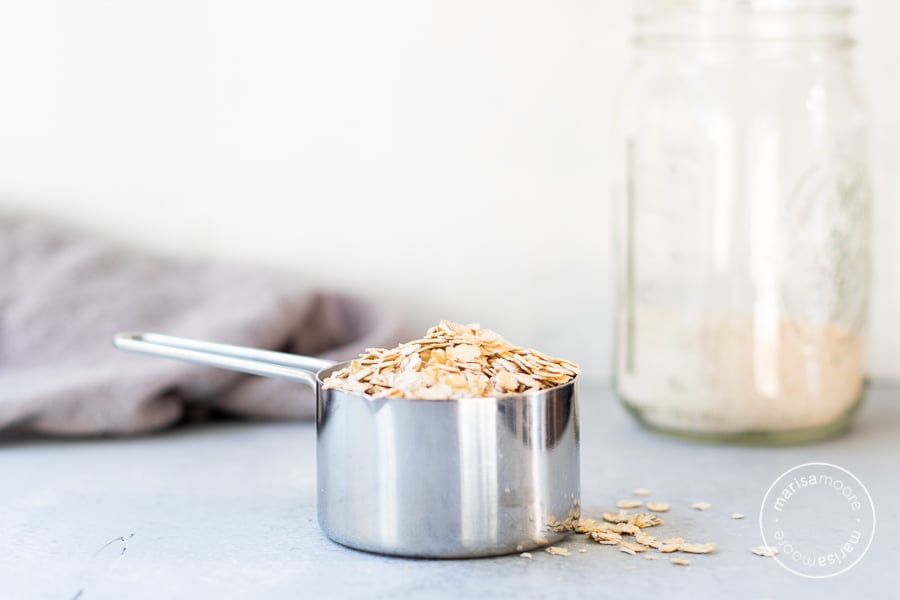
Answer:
[
  {"xmin": 602, "ymin": 512, "xmax": 633, "ymax": 524},
  {"xmin": 632, "ymin": 513, "xmax": 663, "ymax": 528},
  {"xmin": 323, "ymin": 321, "xmax": 579, "ymax": 399},
  {"xmin": 751, "ymin": 546, "xmax": 779, "ymax": 558},
  {"xmin": 520, "ymin": 552, "xmax": 533, "ymax": 559},
  {"xmin": 633, "ymin": 488, "xmax": 652, "ymax": 496},
  {"xmin": 546, "ymin": 546, "xmax": 571, "ymax": 556},
  {"xmin": 731, "ymin": 513, "xmax": 745, "ymax": 520},
  {"xmin": 691, "ymin": 502, "xmax": 712, "ymax": 511},
  {"xmin": 589, "ymin": 530, "xmax": 623, "ymax": 545},
  {"xmin": 647, "ymin": 502, "xmax": 669, "ymax": 513},
  {"xmin": 617, "ymin": 499, "xmax": 643, "ymax": 509},
  {"xmin": 679, "ymin": 543, "xmax": 717, "ymax": 554},
  {"xmin": 671, "ymin": 557, "xmax": 692, "ymax": 566},
  {"xmin": 661, "ymin": 537, "xmax": 685, "ymax": 545},
  {"xmin": 575, "ymin": 518, "xmax": 607, "ymax": 533}
]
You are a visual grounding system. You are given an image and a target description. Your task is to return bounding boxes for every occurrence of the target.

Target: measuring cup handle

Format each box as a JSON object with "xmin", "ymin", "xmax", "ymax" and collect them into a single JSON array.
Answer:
[{"xmin": 113, "ymin": 332, "xmax": 335, "ymax": 388}]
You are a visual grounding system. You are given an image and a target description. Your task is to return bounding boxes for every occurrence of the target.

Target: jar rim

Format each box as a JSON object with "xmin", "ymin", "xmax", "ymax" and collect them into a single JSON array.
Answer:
[
  {"xmin": 634, "ymin": 1, "xmax": 854, "ymax": 45},
  {"xmin": 635, "ymin": 0, "xmax": 852, "ymax": 17}
]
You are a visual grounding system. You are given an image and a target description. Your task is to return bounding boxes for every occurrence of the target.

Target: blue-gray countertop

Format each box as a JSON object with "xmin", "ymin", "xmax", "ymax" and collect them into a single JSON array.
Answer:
[{"xmin": 2, "ymin": 383, "xmax": 898, "ymax": 599}]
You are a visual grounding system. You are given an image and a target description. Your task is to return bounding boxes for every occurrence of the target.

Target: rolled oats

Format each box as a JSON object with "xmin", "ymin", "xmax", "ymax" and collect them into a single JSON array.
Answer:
[
  {"xmin": 578, "ymin": 499, "xmax": 719, "ymax": 564},
  {"xmin": 661, "ymin": 537, "xmax": 685, "ymax": 545},
  {"xmin": 602, "ymin": 512, "xmax": 633, "ymax": 524},
  {"xmin": 323, "ymin": 320, "xmax": 579, "ymax": 399},
  {"xmin": 751, "ymin": 546, "xmax": 779, "ymax": 557},
  {"xmin": 611, "ymin": 523, "xmax": 641, "ymax": 536},
  {"xmin": 589, "ymin": 530, "xmax": 623, "ymax": 545},
  {"xmin": 574, "ymin": 518, "xmax": 607, "ymax": 534},
  {"xmin": 632, "ymin": 513, "xmax": 663, "ymax": 528}
]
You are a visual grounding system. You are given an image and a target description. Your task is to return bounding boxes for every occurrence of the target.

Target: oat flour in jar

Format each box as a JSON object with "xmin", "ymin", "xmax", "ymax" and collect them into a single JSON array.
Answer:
[{"xmin": 616, "ymin": 307, "xmax": 864, "ymax": 434}]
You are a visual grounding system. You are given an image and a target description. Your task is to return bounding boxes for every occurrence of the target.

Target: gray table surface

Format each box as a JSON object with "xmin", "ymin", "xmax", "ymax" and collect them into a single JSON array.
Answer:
[{"xmin": 2, "ymin": 382, "xmax": 898, "ymax": 600}]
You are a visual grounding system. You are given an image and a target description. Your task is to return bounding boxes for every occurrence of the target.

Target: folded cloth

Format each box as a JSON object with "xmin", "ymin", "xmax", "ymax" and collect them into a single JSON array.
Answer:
[{"xmin": 0, "ymin": 216, "xmax": 405, "ymax": 436}]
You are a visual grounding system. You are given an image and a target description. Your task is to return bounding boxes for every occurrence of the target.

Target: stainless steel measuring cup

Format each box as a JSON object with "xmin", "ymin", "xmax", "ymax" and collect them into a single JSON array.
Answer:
[{"xmin": 114, "ymin": 332, "xmax": 580, "ymax": 558}]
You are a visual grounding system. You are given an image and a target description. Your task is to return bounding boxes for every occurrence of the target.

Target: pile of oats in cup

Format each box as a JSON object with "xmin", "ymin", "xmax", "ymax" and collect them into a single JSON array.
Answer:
[{"xmin": 324, "ymin": 320, "xmax": 579, "ymax": 399}]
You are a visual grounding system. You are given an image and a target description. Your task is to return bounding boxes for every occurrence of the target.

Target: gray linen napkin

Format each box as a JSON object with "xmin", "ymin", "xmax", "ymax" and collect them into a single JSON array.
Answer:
[{"xmin": 0, "ymin": 216, "xmax": 404, "ymax": 435}]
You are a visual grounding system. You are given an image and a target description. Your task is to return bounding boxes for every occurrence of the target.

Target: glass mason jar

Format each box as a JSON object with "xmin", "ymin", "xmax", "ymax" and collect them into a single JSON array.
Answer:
[{"xmin": 613, "ymin": 0, "xmax": 870, "ymax": 443}]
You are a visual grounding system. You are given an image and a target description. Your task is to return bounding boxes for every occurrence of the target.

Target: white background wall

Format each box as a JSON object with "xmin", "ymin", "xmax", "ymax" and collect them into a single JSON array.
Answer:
[{"xmin": 0, "ymin": 0, "xmax": 896, "ymax": 382}]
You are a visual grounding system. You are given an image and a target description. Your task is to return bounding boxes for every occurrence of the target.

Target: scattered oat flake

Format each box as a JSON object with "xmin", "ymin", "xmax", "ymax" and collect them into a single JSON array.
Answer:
[
  {"xmin": 752, "ymin": 546, "xmax": 779, "ymax": 557},
  {"xmin": 691, "ymin": 502, "xmax": 712, "ymax": 511},
  {"xmin": 632, "ymin": 513, "xmax": 663, "ymax": 528},
  {"xmin": 578, "ymin": 549, "xmax": 588, "ymax": 553},
  {"xmin": 613, "ymin": 522, "xmax": 641, "ymax": 535},
  {"xmin": 589, "ymin": 530, "xmax": 623, "ymax": 545},
  {"xmin": 575, "ymin": 518, "xmax": 607, "ymax": 533},
  {"xmin": 633, "ymin": 488, "xmax": 652, "ymax": 496},
  {"xmin": 520, "ymin": 552, "xmax": 533, "ymax": 559},
  {"xmin": 647, "ymin": 502, "xmax": 669, "ymax": 512},
  {"xmin": 661, "ymin": 538, "xmax": 685, "ymax": 545},
  {"xmin": 576, "ymin": 510, "xmax": 720, "ymax": 566},
  {"xmin": 617, "ymin": 499, "xmax": 643, "ymax": 509},
  {"xmin": 624, "ymin": 565, "xmax": 637, "ymax": 570},
  {"xmin": 731, "ymin": 513, "xmax": 745, "ymax": 520},
  {"xmin": 680, "ymin": 543, "xmax": 717, "ymax": 554},
  {"xmin": 546, "ymin": 546, "xmax": 570, "ymax": 556},
  {"xmin": 602, "ymin": 512, "xmax": 632, "ymax": 524}
]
